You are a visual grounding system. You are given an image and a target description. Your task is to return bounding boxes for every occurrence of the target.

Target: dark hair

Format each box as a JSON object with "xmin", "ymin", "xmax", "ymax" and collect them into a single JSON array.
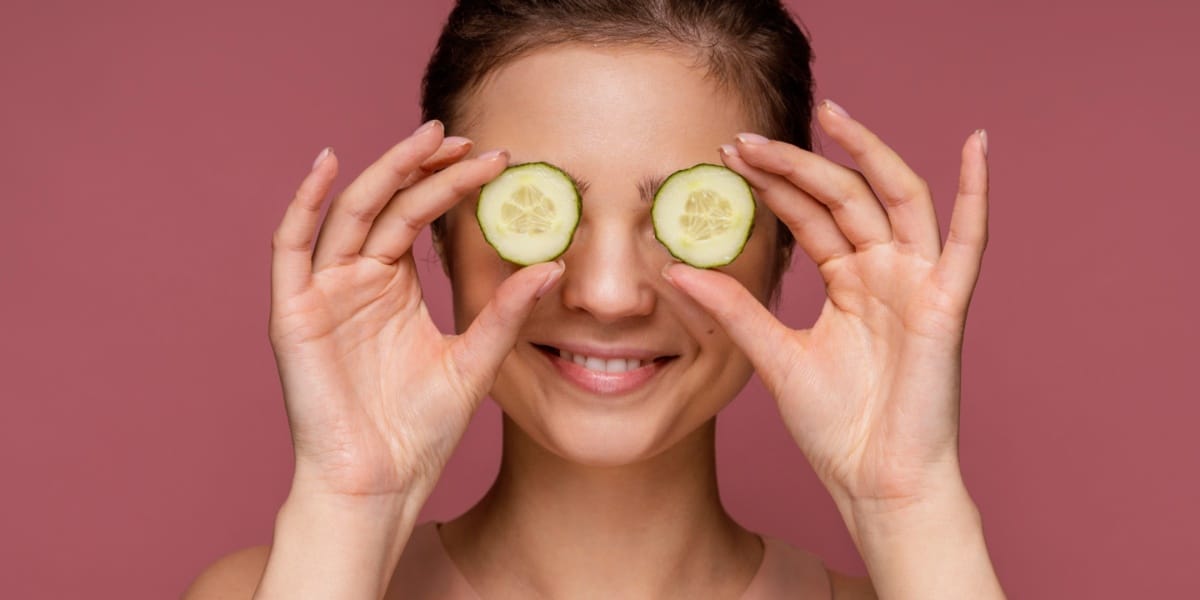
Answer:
[{"xmin": 421, "ymin": 0, "xmax": 816, "ymax": 294}]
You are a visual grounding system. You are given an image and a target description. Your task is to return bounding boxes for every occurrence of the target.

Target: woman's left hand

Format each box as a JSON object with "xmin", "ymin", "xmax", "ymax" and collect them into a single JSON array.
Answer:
[{"xmin": 664, "ymin": 100, "xmax": 989, "ymax": 513}]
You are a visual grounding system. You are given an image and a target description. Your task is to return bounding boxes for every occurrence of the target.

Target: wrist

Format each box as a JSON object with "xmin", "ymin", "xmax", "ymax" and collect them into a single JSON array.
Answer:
[
  {"xmin": 253, "ymin": 487, "xmax": 427, "ymax": 599},
  {"xmin": 832, "ymin": 468, "xmax": 1006, "ymax": 599},
  {"xmin": 828, "ymin": 454, "xmax": 969, "ymax": 532}
]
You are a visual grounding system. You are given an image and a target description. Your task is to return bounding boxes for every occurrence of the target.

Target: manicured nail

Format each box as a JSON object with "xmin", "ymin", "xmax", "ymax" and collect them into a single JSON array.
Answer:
[
  {"xmin": 821, "ymin": 99, "xmax": 850, "ymax": 118},
  {"xmin": 976, "ymin": 129, "xmax": 988, "ymax": 156},
  {"xmin": 736, "ymin": 132, "xmax": 769, "ymax": 145},
  {"xmin": 719, "ymin": 144, "xmax": 740, "ymax": 158},
  {"xmin": 311, "ymin": 147, "xmax": 332, "ymax": 172},
  {"xmin": 444, "ymin": 136, "xmax": 472, "ymax": 149},
  {"xmin": 536, "ymin": 261, "xmax": 566, "ymax": 298},
  {"xmin": 477, "ymin": 149, "xmax": 508, "ymax": 161},
  {"xmin": 413, "ymin": 119, "xmax": 441, "ymax": 136}
]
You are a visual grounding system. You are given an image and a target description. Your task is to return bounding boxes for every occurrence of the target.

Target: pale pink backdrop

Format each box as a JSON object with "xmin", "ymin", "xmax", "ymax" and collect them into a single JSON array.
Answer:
[{"xmin": 1, "ymin": 0, "xmax": 1196, "ymax": 597}]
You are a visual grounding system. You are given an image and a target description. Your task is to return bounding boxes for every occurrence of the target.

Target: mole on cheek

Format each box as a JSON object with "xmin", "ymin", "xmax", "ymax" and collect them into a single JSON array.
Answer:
[{"xmin": 707, "ymin": 329, "xmax": 715, "ymax": 335}]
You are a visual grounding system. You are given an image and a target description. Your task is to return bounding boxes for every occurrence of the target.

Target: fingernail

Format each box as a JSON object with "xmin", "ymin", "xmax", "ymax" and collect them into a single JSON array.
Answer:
[
  {"xmin": 536, "ymin": 260, "xmax": 565, "ymax": 298},
  {"xmin": 976, "ymin": 129, "xmax": 988, "ymax": 156},
  {"xmin": 311, "ymin": 146, "xmax": 332, "ymax": 172},
  {"xmin": 444, "ymin": 136, "xmax": 472, "ymax": 149},
  {"xmin": 736, "ymin": 132, "xmax": 769, "ymax": 145},
  {"xmin": 413, "ymin": 119, "xmax": 441, "ymax": 136},
  {"xmin": 477, "ymin": 149, "xmax": 508, "ymax": 161},
  {"xmin": 821, "ymin": 99, "xmax": 850, "ymax": 118},
  {"xmin": 719, "ymin": 144, "xmax": 740, "ymax": 158},
  {"xmin": 661, "ymin": 261, "xmax": 682, "ymax": 284}
]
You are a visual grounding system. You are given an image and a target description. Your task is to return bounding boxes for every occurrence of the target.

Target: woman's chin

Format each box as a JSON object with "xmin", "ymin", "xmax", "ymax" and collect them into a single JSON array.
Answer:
[{"xmin": 522, "ymin": 411, "xmax": 678, "ymax": 468}]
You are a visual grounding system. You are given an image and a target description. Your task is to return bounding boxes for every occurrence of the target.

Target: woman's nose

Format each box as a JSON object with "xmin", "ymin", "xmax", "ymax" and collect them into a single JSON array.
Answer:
[{"xmin": 558, "ymin": 221, "xmax": 657, "ymax": 323}]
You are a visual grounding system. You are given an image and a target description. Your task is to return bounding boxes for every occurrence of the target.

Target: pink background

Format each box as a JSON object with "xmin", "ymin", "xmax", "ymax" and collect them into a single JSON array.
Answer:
[{"xmin": 2, "ymin": 0, "xmax": 1196, "ymax": 597}]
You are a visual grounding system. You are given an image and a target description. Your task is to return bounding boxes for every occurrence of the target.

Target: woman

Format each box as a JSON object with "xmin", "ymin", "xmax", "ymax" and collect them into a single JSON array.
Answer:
[{"xmin": 186, "ymin": 0, "xmax": 1003, "ymax": 597}]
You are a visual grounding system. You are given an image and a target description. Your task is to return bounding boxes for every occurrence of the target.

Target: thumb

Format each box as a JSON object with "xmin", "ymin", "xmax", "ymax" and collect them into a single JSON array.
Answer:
[
  {"xmin": 662, "ymin": 262, "xmax": 797, "ymax": 384},
  {"xmin": 448, "ymin": 260, "xmax": 565, "ymax": 396}
]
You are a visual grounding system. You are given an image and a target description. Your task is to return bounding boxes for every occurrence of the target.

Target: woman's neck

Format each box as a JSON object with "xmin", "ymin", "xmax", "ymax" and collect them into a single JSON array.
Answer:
[{"xmin": 438, "ymin": 415, "xmax": 764, "ymax": 599}]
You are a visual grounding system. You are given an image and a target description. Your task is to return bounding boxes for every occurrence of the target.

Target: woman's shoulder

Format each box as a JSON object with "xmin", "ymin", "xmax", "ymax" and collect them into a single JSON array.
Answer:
[
  {"xmin": 182, "ymin": 523, "xmax": 471, "ymax": 600},
  {"xmin": 182, "ymin": 544, "xmax": 271, "ymax": 599}
]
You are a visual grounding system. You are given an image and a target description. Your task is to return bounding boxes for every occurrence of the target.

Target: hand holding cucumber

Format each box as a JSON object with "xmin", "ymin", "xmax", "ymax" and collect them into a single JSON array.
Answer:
[
  {"xmin": 268, "ymin": 121, "xmax": 564, "ymax": 501},
  {"xmin": 663, "ymin": 101, "xmax": 990, "ymax": 513}
]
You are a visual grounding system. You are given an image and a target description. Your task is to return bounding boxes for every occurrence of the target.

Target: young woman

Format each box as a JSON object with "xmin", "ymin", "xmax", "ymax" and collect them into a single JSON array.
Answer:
[{"xmin": 186, "ymin": 1, "xmax": 1003, "ymax": 598}]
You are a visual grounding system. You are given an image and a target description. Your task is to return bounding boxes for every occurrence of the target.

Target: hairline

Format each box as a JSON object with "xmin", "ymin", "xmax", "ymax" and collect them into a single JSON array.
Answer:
[{"xmin": 443, "ymin": 39, "xmax": 781, "ymax": 141}]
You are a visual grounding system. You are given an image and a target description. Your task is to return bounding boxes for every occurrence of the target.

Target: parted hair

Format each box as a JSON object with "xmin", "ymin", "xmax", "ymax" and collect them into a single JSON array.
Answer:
[{"xmin": 421, "ymin": 0, "xmax": 818, "ymax": 293}]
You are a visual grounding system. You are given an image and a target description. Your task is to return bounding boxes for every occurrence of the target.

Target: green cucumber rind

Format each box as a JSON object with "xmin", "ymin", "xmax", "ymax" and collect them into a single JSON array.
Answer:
[
  {"xmin": 476, "ymin": 161, "xmax": 582, "ymax": 266},
  {"xmin": 651, "ymin": 163, "xmax": 756, "ymax": 268}
]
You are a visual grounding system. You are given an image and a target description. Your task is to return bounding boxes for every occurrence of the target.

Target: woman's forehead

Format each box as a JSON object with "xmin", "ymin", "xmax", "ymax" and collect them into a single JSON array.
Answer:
[{"xmin": 457, "ymin": 44, "xmax": 756, "ymax": 157}]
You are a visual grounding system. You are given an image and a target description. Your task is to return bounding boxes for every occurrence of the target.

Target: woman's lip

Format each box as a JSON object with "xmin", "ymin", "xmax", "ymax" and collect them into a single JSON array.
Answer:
[
  {"xmin": 536, "ymin": 345, "xmax": 667, "ymax": 396},
  {"xmin": 533, "ymin": 342, "xmax": 667, "ymax": 362}
]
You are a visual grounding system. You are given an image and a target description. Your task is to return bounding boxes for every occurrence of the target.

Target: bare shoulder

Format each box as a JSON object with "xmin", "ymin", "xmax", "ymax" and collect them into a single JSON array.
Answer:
[
  {"xmin": 826, "ymin": 567, "xmax": 878, "ymax": 600},
  {"xmin": 181, "ymin": 545, "xmax": 272, "ymax": 599}
]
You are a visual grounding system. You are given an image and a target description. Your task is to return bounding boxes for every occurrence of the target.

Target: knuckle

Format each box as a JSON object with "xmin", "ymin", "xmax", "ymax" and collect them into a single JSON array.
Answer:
[
  {"xmin": 946, "ymin": 226, "xmax": 982, "ymax": 248},
  {"xmin": 843, "ymin": 171, "xmax": 871, "ymax": 203},
  {"xmin": 344, "ymin": 201, "xmax": 381, "ymax": 225},
  {"xmin": 888, "ymin": 176, "xmax": 930, "ymax": 208},
  {"xmin": 914, "ymin": 175, "xmax": 931, "ymax": 197},
  {"xmin": 270, "ymin": 228, "xmax": 298, "ymax": 252}
]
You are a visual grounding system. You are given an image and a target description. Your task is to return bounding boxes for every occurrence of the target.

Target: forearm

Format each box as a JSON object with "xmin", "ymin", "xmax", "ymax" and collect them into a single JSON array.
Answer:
[
  {"xmin": 253, "ymin": 489, "xmax": 426, "ymax": 600},
  {"xmin": 835, "ymin": 472, "xmax": 1006, "ymax": 599}
]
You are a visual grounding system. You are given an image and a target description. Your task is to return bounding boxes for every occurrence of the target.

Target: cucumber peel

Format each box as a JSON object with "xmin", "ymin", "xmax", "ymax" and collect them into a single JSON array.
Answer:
[
  {"xmin": 652, "ymin": 163, "xmax": 755, "ymax": 268},
  {"xmin": 476, "ymin": 162, "xmax": 581, "ymax": 265}
]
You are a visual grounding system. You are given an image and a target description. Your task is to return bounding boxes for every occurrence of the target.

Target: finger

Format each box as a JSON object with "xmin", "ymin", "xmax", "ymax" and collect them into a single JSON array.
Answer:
[
  {"xmin": 397, "ymin": 136, "xmax": 473, "ymax": 189},
  {"xmin": 814, "ymin": 99, "xmax": 942, "ymax": 260},
  {"xmin": 448, "ymin": 260, "xmax": 566, "ymax": 397},
  {"xmin": 271, "ymin": 147, "xmax": 339, "ymax": 300},
  {"xmin": 719, "ymin": 144, "xmax": 854, "ymax": 267},
  {"xmin": 931, "ymin": 130, "xmax": 989, "ymax": 318},
  {"xmin": 359, "ymin": 149, "xmax": 510, "ymax": 264},
  {"xmin": 311, "ymin": 120, "xmax": 445, "ymax": 271},
  {"xmin": 734, "ymin": 133, "xmax": 893, "ymax": 251},
  {"xmin": 661, "ymin": 262, "xmax": 800, "ymax": 387}
]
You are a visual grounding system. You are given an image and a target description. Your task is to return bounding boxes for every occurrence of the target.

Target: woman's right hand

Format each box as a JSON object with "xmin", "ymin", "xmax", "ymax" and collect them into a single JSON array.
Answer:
[{"xmin": 267, "ymin": 120, "xmax": 563, "ymax": 502}]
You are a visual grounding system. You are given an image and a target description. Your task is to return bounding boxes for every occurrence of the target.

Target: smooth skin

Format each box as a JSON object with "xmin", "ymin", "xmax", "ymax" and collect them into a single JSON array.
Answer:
[{"xmin": 184, "ymin": 44, "xmax": 1001, "ymax": 600}]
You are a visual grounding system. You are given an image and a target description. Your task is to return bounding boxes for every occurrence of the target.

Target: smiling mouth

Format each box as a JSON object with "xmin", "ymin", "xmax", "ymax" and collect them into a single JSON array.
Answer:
[{"xmin": 531, "ymin": 344, "xmax": 678, "ymax": 373}]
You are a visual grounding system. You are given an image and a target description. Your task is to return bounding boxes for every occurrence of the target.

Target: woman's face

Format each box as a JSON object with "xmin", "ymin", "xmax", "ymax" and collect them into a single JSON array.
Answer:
[{"xmin": 443, "ymin": 44, "xmax": 781, "ymax": 466}]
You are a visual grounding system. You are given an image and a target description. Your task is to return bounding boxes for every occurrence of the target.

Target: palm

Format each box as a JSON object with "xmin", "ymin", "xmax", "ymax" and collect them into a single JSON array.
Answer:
[
  {"xmin": 774, "ymin": 246, "xmax": 966, "ymax": 504},
  {"xmin": 270, "ymin": 255, "xmax": 471, "ymax": 497}
]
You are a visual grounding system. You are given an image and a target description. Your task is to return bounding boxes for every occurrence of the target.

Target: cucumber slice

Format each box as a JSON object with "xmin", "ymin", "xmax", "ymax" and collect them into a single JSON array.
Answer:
[
  {"xmin": 652, "ymin": 164, "xmax": 755, "ymax": 268},
  {"xmin": 476, "ymin": 162, "xmax": 581, "ymax": 265}
]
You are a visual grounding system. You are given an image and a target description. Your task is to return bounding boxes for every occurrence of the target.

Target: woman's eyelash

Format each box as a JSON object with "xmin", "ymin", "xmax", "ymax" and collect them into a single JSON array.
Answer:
[
  {"xmin": 559, "ymin": 168, "xmax": 592, "ymax": 196},
  {"xmin": 638, "ymin": 175, "xmax": 666, "ymax": 204}
]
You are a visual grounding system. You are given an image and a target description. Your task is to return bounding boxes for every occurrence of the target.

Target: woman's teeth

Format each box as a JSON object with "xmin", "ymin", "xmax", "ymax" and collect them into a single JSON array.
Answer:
[{"xmin": 558, "ymin": 349, "xmax": 643, "ymax": 373}]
